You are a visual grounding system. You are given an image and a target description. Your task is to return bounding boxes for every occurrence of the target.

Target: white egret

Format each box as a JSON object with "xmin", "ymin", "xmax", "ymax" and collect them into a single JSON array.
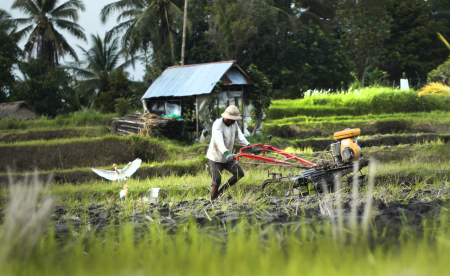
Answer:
[
  {"xmin": 147, "ymin": 188, "xmax": 160, "ymax": 202},
  {"xmin": 91, "ymin": 158, "xmax": 142, "ymax": 182},
  {"xmin": 119, "ymin": 185, "xmax": 128, "ymax": 199}
]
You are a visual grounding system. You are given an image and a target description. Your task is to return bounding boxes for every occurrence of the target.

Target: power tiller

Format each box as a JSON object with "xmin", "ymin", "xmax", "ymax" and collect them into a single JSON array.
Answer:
[{"xmin": 235, "ymin": 129, "xmax": 370, "ymax": 193}]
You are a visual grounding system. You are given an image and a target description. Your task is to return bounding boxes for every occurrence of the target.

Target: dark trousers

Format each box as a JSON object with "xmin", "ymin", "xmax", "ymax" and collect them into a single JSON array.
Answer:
[{"xmin": 208, "ymin": 159, "xmax": 245, "ymax": 186}]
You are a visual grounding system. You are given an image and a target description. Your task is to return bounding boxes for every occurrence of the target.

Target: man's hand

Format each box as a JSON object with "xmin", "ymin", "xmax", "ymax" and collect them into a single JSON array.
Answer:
[
  {"xmin": 224, "ymin": 151, "xmax": 234, "ymax": 162},
  {"xmin": 226, "ymin": 153, "xmax": 235, "ymax": 162},
  {"xmin": 247, "ymin": 144, "xmax": 258, "ymax": 154}
]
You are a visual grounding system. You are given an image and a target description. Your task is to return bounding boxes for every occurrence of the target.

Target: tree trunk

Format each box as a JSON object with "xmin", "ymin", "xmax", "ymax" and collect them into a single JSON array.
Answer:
[
  {"xmin": 360, "ymin": 57, "xmax": 370, "ymax": 86},
  {"xmin": 252, "ymin": 107, "xmax": 264, "ymax": 136}
]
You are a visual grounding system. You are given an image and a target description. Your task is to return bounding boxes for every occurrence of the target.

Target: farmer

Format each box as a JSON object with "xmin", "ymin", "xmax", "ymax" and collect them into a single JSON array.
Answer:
[{"xmin": 207, "ymin": 105, "xmax": 255, "ymax": 200}]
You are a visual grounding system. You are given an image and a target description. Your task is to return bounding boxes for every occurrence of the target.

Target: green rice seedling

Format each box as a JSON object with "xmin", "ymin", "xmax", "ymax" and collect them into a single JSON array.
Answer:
[
  {"xmin": 267, "ymin": 87, "xmax": 450, "ymax": 119},
  {"xmin": 4, "ymin": 170, "xmax": 450, "ymax": 275},
  {"xmin": 0, "ymin": 110, "xmax": 117, "ymax": 131}
]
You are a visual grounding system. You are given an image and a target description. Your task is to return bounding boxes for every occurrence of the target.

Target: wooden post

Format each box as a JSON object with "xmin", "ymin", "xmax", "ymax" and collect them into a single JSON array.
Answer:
[
  {"xmin": 180, "ymin": 98, "xmax": 183, "ymax": 116},
  {"xmin": 235, "ymin": 96, "xmax": 240, "ymax": 128},
  {"xmin": 241, "ymin": 90, "xmax": 245, "ymax": 133},
  {"xmin": 181, "ymin": 0, "xmax": 188, "ymax": 65},
  {"xmin": 196, "ymin": 96, "xmax": 199, "ymax": 140}
]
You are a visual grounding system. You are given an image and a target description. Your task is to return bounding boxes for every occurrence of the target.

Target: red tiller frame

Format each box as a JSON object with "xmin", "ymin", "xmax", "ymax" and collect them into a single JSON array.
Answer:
[{"xmin": 236, "ymin": 144, "xmax": 315, "ymax": 167}]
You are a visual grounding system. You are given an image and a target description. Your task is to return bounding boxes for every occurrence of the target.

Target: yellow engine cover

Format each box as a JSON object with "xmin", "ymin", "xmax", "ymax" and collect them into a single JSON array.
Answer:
[
  {"xmin": 340, "ymin": 138, "xmax": 361, "ymax": 162},
  {"xmin": 334, "ymin": 128, "xmax": 361, "ymax": 140}
]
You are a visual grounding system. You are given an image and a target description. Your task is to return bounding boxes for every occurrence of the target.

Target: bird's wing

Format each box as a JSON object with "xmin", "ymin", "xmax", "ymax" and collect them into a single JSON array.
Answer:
[
  {"xmin": 91, "ymin": 168, "xmax": 118, "ymax": 181},
  {"xmin": 121, "ymin": 158, "xmax": 142, "ymax": 177}
]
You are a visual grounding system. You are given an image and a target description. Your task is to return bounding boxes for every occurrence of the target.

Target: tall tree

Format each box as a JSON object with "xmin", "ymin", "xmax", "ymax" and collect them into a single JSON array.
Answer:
[
  {"xmin": 67, "ymin": 34, "xmax": 130, "ymax": 108},
  {"xmin": 295, "ymin": 0, "xmax": 336, "ymax": 28},
  {"xmin": 335, "ymin": 0, "xmax": 391, "ymax": 85},
  {"xmin": 11, "ymin": 0, "xmax": 86, "ymax": 67},
  {"xmin": 382, "ymin": 0, "xmax": 448, "ymax": 82},
  {"xmin": 419, "ymin": 33, "xmax": 450, "ymax": 97},
  {"xmin": 429, "ymin": 0, "xmax": 450, "ymax": 38},
  {"xmin": 10, "ymin": 59, "xmax": 74, "ymax": 117},
  {"xmin": 205, "ymin": 0, "xmax": 278, "ymax": 64},
  {"xmin": 100, "ymin": 0, "xmax": 187, "ymax": 65},
  {"xmin": 0, "ymin": 10, "xmax": 20, "ymax": 102},
  {"xmin": 274, "ymin": 22, "xmax": 352, "ymax": 97},
  {"xmin": 0, "ymin": 30, "xmax": 21, "ymax": 102}
]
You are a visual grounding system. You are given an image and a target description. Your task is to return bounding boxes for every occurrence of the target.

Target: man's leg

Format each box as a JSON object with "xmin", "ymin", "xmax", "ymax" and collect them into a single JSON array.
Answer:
[
  {"xmin": 209, "ymin": 160, "xmax": 224, "ymax": 200},
  {"xmin": 217, "ymin": 160, "xmax": 244, "ymax": 196}
]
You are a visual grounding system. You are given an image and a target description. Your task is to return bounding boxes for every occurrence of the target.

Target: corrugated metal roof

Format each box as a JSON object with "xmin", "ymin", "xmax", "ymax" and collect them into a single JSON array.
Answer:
[
  {"xmin": 141, "ymin": 61, "xmax": 251, "ymax": 99},
  {"xmin": 225, "ymin": 68, "xmax": 248, "ymax": 85}
]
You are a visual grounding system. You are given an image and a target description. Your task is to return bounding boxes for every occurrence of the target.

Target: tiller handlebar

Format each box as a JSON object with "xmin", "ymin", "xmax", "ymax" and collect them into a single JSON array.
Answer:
[{"xmin": 235, "ymin": 144, "xmax": 315, "ymax": 168}]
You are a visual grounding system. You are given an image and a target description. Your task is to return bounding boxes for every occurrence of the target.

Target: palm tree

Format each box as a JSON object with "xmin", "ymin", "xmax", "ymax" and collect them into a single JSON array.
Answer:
[
  {"xmin": 67, "ymin": 34, "xmax": 130, "ymax": 107},
  {"xmin": 296, "ymin": 0, "xmax": 336, "ymax": 25},
  {"xmin": 419, "ymin": 33, "xmax": 450, "ymax": 97},
  {"xmin": 0, "ymin": 9, "xmax": 16, "ymax": 34},
  {"xmin": 100, "ymin": 0, "xmax": 188, "ymax": 65},
  {"xmin": 272, "ymin": 0, "xmax": 335, "ymax": 31},
  {"xmin": 11, "ymin": 0, "xmax": 86, "ymax": 67}
]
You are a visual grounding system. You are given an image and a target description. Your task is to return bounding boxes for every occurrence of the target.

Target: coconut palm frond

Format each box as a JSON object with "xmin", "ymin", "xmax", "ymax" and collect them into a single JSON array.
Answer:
[
  {"xmin": 11, "ymin": 0, "xmax": 85, "ymax": 66},
  {"xmin": 53, "ymin": 19, "xmax": 86, "ymax": 41},
  {"xmin": 269, "ymin": 6, "xmax": 297, "ymax": 31},
  {"xmin": 11, "ymin": 0, "xmax": 41, "ymax": 16},
  {"xmin": 101, "ymin": 0, "xmax": 184, "ymax": 65},
  {"xmin": 438, "ymin": 33, "xmax": 450, "ymax": 51},
  {"xmin": 54, "ymin": 28, "xmax": 79, "ymax": 61},
  {"xmin": 100, "ymin": 0, "xmax": 138, "ymax": 23},
  {"xmin": 52, "ymin": 0, "xmax": 86, "ymax": 14},
  {"xmin": 0, "ymin": 9, "xmax": 17, "ymax": 33},
  {"xmin": 70, "ymin": 33, "xmax": 128, "ymax": 99},
  {"xmin": 418, "ymin": 82, "xmax": 450, "ymax": 97}
]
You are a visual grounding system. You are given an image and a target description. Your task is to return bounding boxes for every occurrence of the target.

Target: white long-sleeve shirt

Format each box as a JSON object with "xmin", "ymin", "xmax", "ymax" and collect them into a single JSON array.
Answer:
[{"xmin": 206, "ymin": 118, "xmax": 249, "ymax": 163}]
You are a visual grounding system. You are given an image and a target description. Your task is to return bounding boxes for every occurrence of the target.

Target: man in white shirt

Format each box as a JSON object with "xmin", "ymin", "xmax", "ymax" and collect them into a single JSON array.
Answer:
[{"xmin": 207, "ymin": 105, "xmax": 254, "ymax": 200}]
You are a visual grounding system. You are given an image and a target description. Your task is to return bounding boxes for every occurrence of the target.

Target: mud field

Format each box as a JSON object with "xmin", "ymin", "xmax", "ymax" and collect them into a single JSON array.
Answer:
[
  {"xmin": 0, "ymin": 187, "xmax": 443, "ymax": 239},
  {"xmin": 264, "ymin": 119, "xmax": 450, "ymax": 139}
]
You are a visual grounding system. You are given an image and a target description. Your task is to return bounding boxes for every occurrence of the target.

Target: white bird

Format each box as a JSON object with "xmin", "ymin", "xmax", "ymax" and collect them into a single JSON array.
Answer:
[
  {"xmin": 119, "ymin": 185, "xmax": 128, "ymax": 199},
  {"xmin": 147, "ymin": 188, "xmax": 160, "ymax": 202},
  {"xmin": 91, "ymin": 158, "xmax": 142, "ymax": 182}
]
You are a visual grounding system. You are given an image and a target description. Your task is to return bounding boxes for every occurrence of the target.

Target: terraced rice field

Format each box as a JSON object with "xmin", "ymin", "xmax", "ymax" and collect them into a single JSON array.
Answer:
[{"xmin": 2, "ymin": 103, "xmax": 450, "ymax": 275}]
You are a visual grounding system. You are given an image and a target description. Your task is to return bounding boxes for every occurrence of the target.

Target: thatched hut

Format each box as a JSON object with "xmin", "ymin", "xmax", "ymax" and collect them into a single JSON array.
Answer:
[{"xmin": 0, "ymin": 101, "xmax": 39, "ymax": 120}]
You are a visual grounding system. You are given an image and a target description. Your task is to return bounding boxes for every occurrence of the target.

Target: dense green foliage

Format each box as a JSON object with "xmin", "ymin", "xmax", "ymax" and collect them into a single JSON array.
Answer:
[
  {"xmin": 9, "ymin": 59, "xmax": 74, "ymax": 117},
  {"xmin": 274, "ymin": 23, "xmax": 352, "ymax": 97},
  {"xmin": 97, "ymin": 68, "xmax": 134, "ymax": 113},
  {"xmin": 245, "ymin": 64, "xmax": 273, "ymax": 134},
  {"xmin": 382, "ymin": 0, "xmax": 448, "ymax": 82},
  {"xmin": 430, "ymin": 0, "xmax": 450, "ymax": 38},
  {"xmin": 336, "ymin": 0, "xmax": 392, "ymax": 85},
  {"xmin": 1, "ymin": 0, "xmax": 450, "ymax": 112},
  {"xmin": 0, "ymin": 30, "xmax": 20, "ymax": 102},
  {"xmin": 428, "ymin": 60, "xmax": 450, "ymax": 82}
]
